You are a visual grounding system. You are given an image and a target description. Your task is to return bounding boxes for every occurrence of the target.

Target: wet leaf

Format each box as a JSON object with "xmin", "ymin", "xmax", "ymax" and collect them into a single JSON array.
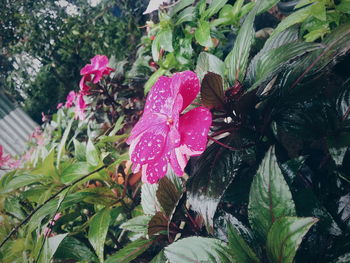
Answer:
[
  {"xmin": 88, "ymin": 207, "xmax": 111, "ymax": 262},
  {"xmin": 156, "ymin": 176, "xmax": 181, "ymax": 217},
  {"xmin": 201, "ymin": 72, "xmax": 225, "ymax": 108},
  {"xmin": 266, "ymin": 216, "xmax": 318, "ymax": 263},
  {"xmin": 148, "ymin": 211, "xmax": 168, "ymax": 236},
  {"xmin": 164, "ymin": 236, "xmax": 232, "ymax": 263},
  {"xmin": 248, "ymin": 147, "xmax": 296, "ymax": 242}
]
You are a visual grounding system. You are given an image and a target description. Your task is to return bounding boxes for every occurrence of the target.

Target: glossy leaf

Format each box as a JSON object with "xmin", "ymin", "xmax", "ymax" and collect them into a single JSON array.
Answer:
[
  {"xmin": 248, "ymin": 147, "xmax": 296, "ymax": 242},
  {"xmin": 201, "ymin": 72, "xmax": 225, "ymax": 108},
  {"xmin": 164, "ymin": 236, "xmax": 232, "ymax": 263},
  {"xmin": 88, "ymin": 207, "xmax": 111, "ymax": 262},
  {"xmin": 227, "ymin": 219, "xmax": 260, "ymax": 263},
  {"xmin": 105, "ymin": 238, "xmax": 154, "ymax": 263},
  {"xmin": 156, "ymin": 176, "xmax": 181, "ymax": 217},
  {"xmin": 266, "ymin": 216, "xmax": 318, "ymax": 263},
  {"xmin": 196, "ymin": 52, "xmax": 225, "ymax": 82},
  {"xmin": 54, "ymin": 236, "xmax": 98, "ymax": 262},
  {"xmin": 120, "ymin": 215, "xmax": 152, "ymax": 235},
  {"xmin": 187, "ymin": 134, "xmax": 255, "ymax": 231},
  {"xmin": 60, "ymin": 162, "xmax": 90, "ymax": 184},
  {"xmin": 148, "ymin": 211, "xmax": 168, "ymax": 236},
  {"xmin": 225, "ymin": 1, "xmax": 261, "ymax": 84},
  {"xmin": 202, "ymin": 0, "xmax": 228, "ymax": 19}
]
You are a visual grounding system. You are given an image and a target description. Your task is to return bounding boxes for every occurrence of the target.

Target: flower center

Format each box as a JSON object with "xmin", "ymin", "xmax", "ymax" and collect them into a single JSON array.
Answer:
[{"xmin": 166, "ymin": 118, "xmax": 174, "ymax": 126}]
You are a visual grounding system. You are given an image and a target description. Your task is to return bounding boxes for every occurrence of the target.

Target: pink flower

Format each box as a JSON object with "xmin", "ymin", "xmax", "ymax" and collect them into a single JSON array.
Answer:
[
  {"xmin": 0, "ymin": 145, "xmax": 20, "ymax": 169},
  {"xmin": 127, "ymin": 71, "xmax": 212, "ymax": 184},
  {"xmin": 57, "ymin": 102, "xmax": 64, "ymax": 109},
  {"xmin": 41, "ymin": 112, "xmax": 48, "ymax": 122},
  {"xmin": 65, "ymin": 91, "xmax": 76, "ymax": 108},
  {"xmin": 74, "ymin": 92, "xmax": 87, "ymax": 121},
  {"xmin": 79, "ymin": 55, "xmax": 114, "ymax": 92},
  {"xmin": 43, "ymin": 213, "xmax": 62, "ymax": 237}
]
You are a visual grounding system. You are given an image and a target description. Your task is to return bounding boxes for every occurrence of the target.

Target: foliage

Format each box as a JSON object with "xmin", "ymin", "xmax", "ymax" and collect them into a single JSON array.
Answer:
[{"xmin": 1, "ymin": 0, "xmax": 350, "ymax": 262}]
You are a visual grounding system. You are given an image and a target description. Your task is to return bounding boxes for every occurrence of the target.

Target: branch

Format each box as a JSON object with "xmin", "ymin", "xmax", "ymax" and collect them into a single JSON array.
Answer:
[{"xmin": 0, "ymin": 165, "xmax": 107, "ymax": 250}]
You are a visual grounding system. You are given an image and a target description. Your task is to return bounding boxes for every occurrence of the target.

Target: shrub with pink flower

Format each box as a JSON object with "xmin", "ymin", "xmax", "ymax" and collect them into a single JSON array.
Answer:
[
  {"xmin": 127, "ymin": 71, "xmax": 212, "ymax": 184},
  {"xmin": 79, "ymin": 55, "xmax": 114, "ymax": 94},
  {"xmin": 65, "ymin": 91, "xmax": 76, "ymax": 108}
]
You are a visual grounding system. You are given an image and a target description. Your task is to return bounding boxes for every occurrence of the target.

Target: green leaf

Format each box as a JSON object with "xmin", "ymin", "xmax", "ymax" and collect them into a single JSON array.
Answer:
[
  {"xmin": 56, "ymin": 117, "xmax": 74, "ymax": 167},
  {"xmin": 227, "ymin": 220, "xmax": 260, "ymax": 263},
  {"xmin": 86, "ymin": 139, "xmax": 100, "ymax": 166},
  {"xmin": 256, "ymin": 0, "xmax": 280, "ymax": 14},
  {"xmin": 175, "ymin": 6, "xmax": 196, "ymax": 25},
  {"xmin": 54, "ymin": 236, "xmax": 98, "ymax": 262},
  {"xmin": 266, "ymin": 217, "xmax": 318, "ymax": 263},
  {"xmin": 309, "ymin": 1, "xmax": 327, "ymax": 21},
  {"xmin": 141, "ymin": 182, "xmax": 161, "ymax": 215},
  {"xmin": 158, "ymin": 27, "xmax": 174, "ymax": 53},
  {"xmin": 73, "ymin": 139, "xmax": 86, "ymax": 161},
  {"xmin": 109, "ymin": 115, "xmax": 125, "ymax": 136},
  {"xmin": 31, "ymin": 149, "xmax": 57, "ymax": 179},
  {"xmin": 88, "ymin": 207, "xmax": 111, "ymax": 263},
  {"xmin": 202, "ymin": 0, "xmax": 228, "ymax": 19},
  {"xmin": 60, "ymin": 162, "xmax": 90, "ymax": 184},
  {"xmin": 187, "ymin": 134, "xmax": 255, "ymax": 231},
  {"xmin": 201, "ymin": 72, "xmax": 225, "ymax": 108},
  {"xmin": 144, "ymin": 68, "xmax": 168, "ymax": 94},
  {"xmin": 195, "ymin": 20, "xmax": 213, "ymax": 47},
  {"xmin": 0, "ymin": 173, "xmax": 47, "ymax": 193},
  {"xmin": 120, "ymin": 215, "xmax": 152, "ymax": 235},
  {"xmin": 169, "ymin": 0, "xmax": 195, "ymax": 16},
  {"xmin": 336, "ymin": 0, "xmax": 350, "ymax": 14},
  {"xmin": 156, "ymin": 176, "xmax": 181, "ymax": 217},
  {"xmin": 164, "ymin": 237, "xmax": 232, "ymax": 263},
  {"xmin": 273, "ymin": 5, "xmax": 312, "ymax": 36},
  {"xmin": 225, "ymin": 1, "xmax": 261, "ymax": 84},
  {"xmin": 248, "ymin": 147, "xmax": 296, "ymax": 242},
  {"xmin": 105, "ymin": 238, "xmax": 154, "ymax": 263},
  {"xmin": 196, "ymin": 52, "xmax": 225, "ymax": 82}
]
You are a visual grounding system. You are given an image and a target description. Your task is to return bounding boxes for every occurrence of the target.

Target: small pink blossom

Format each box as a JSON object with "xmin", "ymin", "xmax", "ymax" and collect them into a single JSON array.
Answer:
[
  {"xmin": 79, "ymin": 55, "xmax": 114, "ymax": 92},
  {"xmin": 0, "ymin": 145, "xmax": 20, "ymax": 169},
  {"xmin": 127, "ymin": 71, "xmax": 212, "ymax": 184},
  {"xmin": 43, "ymin": 213, "xmax": 62, "ymax": 237},
  {"xmin": 65, "ymin": 91, "xmax": 76, "ymax": 108},
  {"xmin": 74, "ymin": 92, "xmax": 87, "ymax": 121},
  {"xmin": 57, "ymin": 102, "xmax": 64, "ymax": 109}
]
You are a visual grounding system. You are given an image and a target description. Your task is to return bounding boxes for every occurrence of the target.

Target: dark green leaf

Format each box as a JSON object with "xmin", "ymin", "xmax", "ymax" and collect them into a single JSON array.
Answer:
[
  {"xmin": 88, "ymin": 207, "xmax": 111, "ymax": 262},
  {"xmin": 120, "ymin": 215, "xmax": 152, "ymax": 235},
  {"xmin": 60, "ymin": 162, "xmax": 90, "ymax": 184},
  {"xmin": 86, "ymin": 139, "xmax": 100, "ymax": 166},
  {"xmin": 201, "ymin": 72, "xmax": 225, "ymax": 108},
  {"xmin": 105, "ymin": 238, "xmax": 154, "ymax": 263},
  {"xmin": 227, "ymin": 218, "xmax": 260, "ymax": 263},
  {"xmin": 150, "ymin": 250, "xmax": 167, "ymax": 263},
  {"xmin": 54, "ymin": 236, "xmax": 98, "ymax": 262},
  {"xmin": 187, "ymin": 134, "xmax": 255, "ymax": 231},
  {"xmin": 1, "ymin": 173, "xmax": 47, "ymax": 193},
  {"xmin": 248, "ymin": 147, "xmax": 296, "ymax": 242},
  {"xmin": 202, "ymin": 0, "xmax": 228, "ymax": 19},
  {"xmin": 156, "ymin": 176, "xmax": 181, "ymax": 217},
  {"xmin": 266, "ymin": 216, "xmax": 318, "ymax": 263},
  {"xmin": 164, "ymin": 237, "xmax": 232, "ymax": 263},
  {"xmin": 336, "ymin": 78, "xmax": 350, "ymax": 121}
]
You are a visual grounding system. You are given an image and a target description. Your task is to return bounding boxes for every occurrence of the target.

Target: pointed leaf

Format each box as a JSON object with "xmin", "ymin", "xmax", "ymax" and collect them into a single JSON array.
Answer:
[
  {"xmin": 148, "ymin": 211, "xmax": 168, "ymax": 236},
  {"xmin": 164, "ymin": 237, "xmax": 232, "ymax": 263},
  {"xmin": 248, "ymin": 147, "xmax": 296, "ymax": 242},
  {"xmin": 266, "ymin": 216, "xmax": 318, "ymax": 263},
  {"xmin": 202, "ymin": 0, "xmax": 228, "ymax": 19},
  {"xmin": 201, "ymin": 72, "xmax": 225, "ymax": 107},
  {"xmin": 156, "ymin": 176, "xmax": 181, "ymax": 217},
  {"xmin": 227, "ymin": 220, "xmax": 260, "ymax": 263},
  {"xmin": 141, "ymin": 182, "xmax": 161, "ymax": 215},
  {"xmin": 86, "ymin": 139, "xmax": 100, "ymax": 166},
  {"xmin": 105, "ymin": 238, "xmax": 154, "ymax": 263},
  {"xmin": 225, "ymin": 1, "xmax": 261, "ymax": 84},
  {"xmin": 88, "ymin": 207, "xmax": 111, "ymax": 262},
  {"xmin": 120, "ymin": 215, "xmax": 152, "ymax": 235},
  {"xmin": 196, "ymin": 52, "xmax": 225, "ymax": 82},
  {"xmin": 150, "ymin": 250, "xmax": 167, "ymax": 263},
  {"xmin": 195, "ymin": 20, "xmax": 213, "ymax": 47}
]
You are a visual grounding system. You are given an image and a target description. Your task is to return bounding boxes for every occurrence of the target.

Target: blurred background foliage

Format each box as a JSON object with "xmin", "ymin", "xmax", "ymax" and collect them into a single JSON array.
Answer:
[{"xmin": 0, "ymin": 0, "xmax": 147, "ymax": 123}]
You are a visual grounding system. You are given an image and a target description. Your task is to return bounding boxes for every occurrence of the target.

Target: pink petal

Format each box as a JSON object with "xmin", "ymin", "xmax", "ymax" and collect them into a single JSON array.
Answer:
[
  {"xmin": 90, "ymin": 55, "xmax": 109, "ymax": 70},
  {"xmin": 79, "ymin": 75, "xmax": 92, "ymax": 94},
  {"xmin": 171, "ymin": 71, "xmax": 200, "ymax": 111},
  {"xmin": 144, "ymin": 76, "xmax": 175, "ymax": 115},
  {"xmin": 80, "ymin": 64, "xmax": 95, "ymax": 75},
  {"xmin": 92, "ymin": 71, "xmax": 103, "ymax": 84},
  {"xmin": 179, "ymin": 107, "xmax": 212, "ymax": 155},
  {"xmin": 143, "ymin": 156, "xmax": 168, "ymax": 184},
  {"xmin": 130, "ymin": 123, "xmax": 168, "ymax": 165},
  {"xmin": 169, "ymin": 148, "xmax": 188, "ymax": 176}
]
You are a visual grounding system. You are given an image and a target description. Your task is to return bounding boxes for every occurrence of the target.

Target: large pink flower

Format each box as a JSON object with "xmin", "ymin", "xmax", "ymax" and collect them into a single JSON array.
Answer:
[
  {"xmin": 80, "ymin": 55, "xmax": 114, "ymax": 92},
  {"xmin": 127, "ymin": 71, "xmax": 212, "ymax": 184}
]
